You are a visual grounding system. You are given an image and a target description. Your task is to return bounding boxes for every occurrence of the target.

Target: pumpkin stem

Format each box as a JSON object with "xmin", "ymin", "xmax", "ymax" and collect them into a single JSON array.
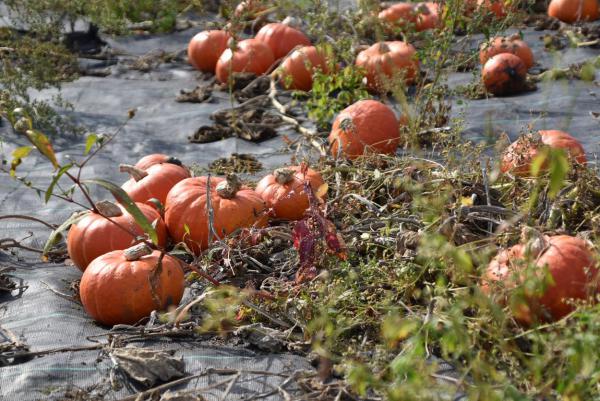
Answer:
[
  {"xmin": 378, "ymin": 42, "xmax": 391, "ymax": 54},
  {"xmin": 274, "ymin": 168, "xmax": 295, "ymax": 185},
  {"xmin": 521, "ymin": 227, "xmax": 547, "ymax": 259},
  {"xmin": 282, "ymin": 16, "xmax": 300, "ymax": 28},
  {"xmin": 124, "ymin": 243, "xmax": 153, "ymax": 261},
  {"xmin": 165, "ymin": 156, "xmax": 183, "ymax": 167},
  {"xmin": 119, "ymin": 164, "xmax": 148, "ymax": 182},
  {"xmin": 95, "ymin": 200, "xmax": 123, "ymax": 218},
  {"xmin": 216, "ymin": 174, "xmax": 242, "ymax": 199}
]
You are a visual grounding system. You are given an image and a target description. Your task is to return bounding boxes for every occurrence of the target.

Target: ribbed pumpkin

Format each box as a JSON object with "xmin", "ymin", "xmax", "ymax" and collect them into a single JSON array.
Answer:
[
  {"xmin": 255, "ymin": 22, "xmax": 311, "ymax": 60},
  {"xmin": 477, "ymin": 0, "xmax": 512, "ymax": 18},
  {"xmin": 255, "ymin": 166, "xmax": 325, "ymax": 221},
  {"xmin": 501, "ymin": 130, "xmax": 587, "ymax": 176},
  {"xmin": 215, "ymin": 38, "xmax": 275, "ymax": 84},
  {"xmin": 187, "ymin": 30, "xmax": 231, "ymax": 73},
  {"xmin": 378, "ymin": 2, "xmax": 440, "ymax": 31},
  {"xmin": 134, "ymin": 154, "xmax": 187, "ymax": 171},
  {"xmin": 279, "ymin": 46, "xmax": 329, "ymax": 91},
  {"xmin": 483, "ymin": 231, "xmax": 599, "ymax": 325},
  {"xmin": 328, "ymin": 100, "xmax": 402, "ymax": 159},
  {"xmin": 482, "ymin": 53, "xmax": 527, "ymax": 96},
  {"xmin": 67, "ymin": 201, "xmax": 168, "ymax": 271},
  {"xmin": 548, "ymin": 0, "xmax": 599, "ymax": 23},
  {"xmin": 355, "ymin": 41, "xmax": 419, "ymax": 92},
  {"xmin": 80, "ymin": 244, "xmax": 185, "ymax": 326},
  {"xmin": 121, "ymin": 163, "xmax": 190, "ymax": 206},
  {"xmin": 165, "ymin": 174, "xmax": 268, "ymax": 254},
  {"xmin": 479, "ymin": 35, "xmax": 534, "ymax": 69}
]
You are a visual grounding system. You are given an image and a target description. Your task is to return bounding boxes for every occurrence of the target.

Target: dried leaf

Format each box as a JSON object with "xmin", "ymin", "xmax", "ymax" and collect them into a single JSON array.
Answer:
[
  {"xmin": 111, "ymin": 348, "xmax": 185, "ymax": 388},
  {"xmin": 24, "ymin": 129, "xmax": 59, "ymax": 168}
]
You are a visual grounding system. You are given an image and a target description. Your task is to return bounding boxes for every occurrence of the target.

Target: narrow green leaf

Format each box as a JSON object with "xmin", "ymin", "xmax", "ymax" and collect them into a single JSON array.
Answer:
[
  {"xmin": 548, "ymin": 148, "xmax": 569, "ymax": 198},
  {"xmin": 84, "ymin": 133, "xmax": 98, "ymax": 155},
  {"xmin": 25, "ymin": 129, "xmax": 59, "ymax": 168},
  {"xmin": 83, "ymin": 178, "xmax": 158, "ymax": 245},
  {"xmin": 45, "ymin": 163, "xmax": 73, "ymax": 203},
  {"xmin": 530, "ymin": 148, "xmax": 548, "ymax": 177},
  {"xmin": 43, "ymin": 211, "xmax": 87, "ymax": 257}
]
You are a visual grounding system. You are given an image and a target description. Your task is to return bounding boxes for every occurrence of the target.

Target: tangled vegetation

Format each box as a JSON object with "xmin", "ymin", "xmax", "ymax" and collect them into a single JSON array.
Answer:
[{"xmin": 1, "ymin": 0, "xmax": 600, "ymax": 400}]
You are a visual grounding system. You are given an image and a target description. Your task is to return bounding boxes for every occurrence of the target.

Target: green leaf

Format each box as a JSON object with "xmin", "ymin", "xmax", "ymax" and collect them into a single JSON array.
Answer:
[
  {"xmin": 548, "ymin": 148, "xmax": 569, "ymax": 198},
  {"xmin": 530, "ymin": 148, "xmax": 548, "ymax": 177},
  {"xmin": 83, "ymin": 178, "xmax": 158, "ymax": 245},
  {"xmin": 45, "ymin": 163, "xmax": 73, "ymax": 203},
  {"xmin": 25, "ymin": 129, "xmax": 59, "ymax": 168},
  {"xmin": 43, "ymin": 211, "xmax": 87, "ymax": 257},
  {"xmin": 84, "ymin": 133, "xmax": 98, "ymax": 155},
  {"xmin": 10, "ymin": 146, "xmax": 33, "ymax": 176}
]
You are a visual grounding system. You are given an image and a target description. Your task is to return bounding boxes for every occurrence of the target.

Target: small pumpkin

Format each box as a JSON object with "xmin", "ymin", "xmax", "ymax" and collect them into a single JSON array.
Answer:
[
  {"xmin": 482, "ymin": 53, "xmax": 527, "ymax": 96},
  {"xmin": 121, "ymin": 163, "xmax": 190, "ymax": 206},
  {"xmin": 477, "ymin": 0, "xmax": 513, "ymax": 18},
  {"xmin": 279, "ymin": 46, "xmax": 329, "ymax": 91},
  {"xmin": 80, "ymin": 244, "xmax": 185, "ymax": 326},
  {"xmin": 165, "ymin": 174, "xmax": 268, "ymax": 254},
  {"xmin": 255, "ymin": 22, "xmax": 311, "ymax": 60},
  {"xmin": 479, "ymin": 35, "xmax": 534, "ymax": 69},
  {"xmin": 501, "ymin": 130, "xmax": 587, "ymax": 176},
  {"xmin": 378, "ymin": 2, "xmax": 440, "ymax": 32},
  {"xmin": 548, "ymin": 0, "xmax": 599, "ymax": 23},
  {"xmin": 482, "ymin": 230, "xmax": 599, "ymax": 324},
  {"xmin": 67, "ymin": 200, "xmax": 168, "ymax": 271},
  {"xmin": 215, "ymin": 38, "xmax": 275, "ymax": 84},
  {"xmin": 355, "ymin": 41, "xmax": 419, "ymax": 92},
  {"xmin": 328, "ymin": 99, "xmax": 402, "ymax": 159},
  {"xmin": 187, "ymin": 30, "xmax": 231, "ymax": 73},
  {"xmin": 255, "ymin": 166, "xmax": 325, "ymax": 221},
  {"xmin": 135, "ymin": 154, "xmax": 180, "ymax": 170}
]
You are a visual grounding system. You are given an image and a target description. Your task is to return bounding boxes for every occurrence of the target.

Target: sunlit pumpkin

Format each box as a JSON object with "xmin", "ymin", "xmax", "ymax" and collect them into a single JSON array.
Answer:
[
  {"xmin": 355, "ymin": 41, "xmax": 419, "ymax": 92},
  {"xmin": 378, "ymin": 2, "xmax": 440, "ymax": 32},
  {"xmin": 477, "ymin": 0, "xmax": 513, "ymax": 18},
  {"xmin": 121, "ymin": 163, "xmax": 190, "ymax": 206},
  {"xmin": 80, "ymin": 244, "xmax": 185, "ymax": 326},
  {"xmin": 482, "ymin": 53, "xmax": 527, "ymax": 96},
  {"xmin": 255, "ymin": 22, "xmax": 312, "ymax": 60},
  {"xmin": 483, "ymin": 230, "xmax": 599, "ymax": 325},
  {"xmin": 215, "ymin": 38, "xmax": 275, "ymax": 83},
  {"xmin": 548, "ymin": 0, "xmax": 599, "ymax": 23},
  {"xmin": 255, "ymin": 166, "xmax": 325, "ymax": 220},
  {"xmin": 479, "ymin": 35, "xmax": 534, "ymax": 69},
  {"xmin": 134, "ymin": 154, "xmax": 188, "ymax": 172},
  {"xmin": 164, "ymin": 174, "xmax": 268, "ymax": 254},
  {"xmin": 67, "ymin": 201, "xmax": 168, "ymax": 271},
  {"xmin": 501, "ymin": 130, "xmax": 587, "ymax": 176},
  {"xmin": 278, "ymin": 46, "xmax": 329, "ymax": 91},
  {"xmin": 187, "ymin": 30, "xmax": 231, "ymax": 73},
  {"xmin": 328, "ymin": 99, "xmax": 402, "ymax": 159}
]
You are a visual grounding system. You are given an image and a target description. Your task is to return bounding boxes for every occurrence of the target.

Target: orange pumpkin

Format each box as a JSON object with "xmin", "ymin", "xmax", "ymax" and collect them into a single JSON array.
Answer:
[
  {"xmin": 482, "ymin": 53, "xmax": 527, "ymax": 96},
  {"xmin": 215, "ymin": 38, "xmax": 275, "ymax": 84},
  {"xmin": 279, "ymin": 46, "xmax": 329, "ymax": 91},
  {"xmin": 477, "ymin": 0, "xmax": 513, "ymax": 18},
  {"xmin": 355, "ymin": 41, "xmax": 419, "ymax": 92},
  {"xmin": 548, "ymin": 0, "xmax": 599, "ymax": 23},
  {"xmin": 378, "ymin": 2, "xmax": 440, "ymax": 31},
  {"xmin": 121, "ymin": 163, "xmax": 190, "ymax": 206},
  {"xmin": 255, "ymin": 22, "xmax": 311, "ymax": 60},
  {"xmin": 479, "ymin": 35, "xmax": 534, "ymax": 69},
  {"xmin": 134, "ymin": 154, "xmax": 187, "ymax": 172},
  {"xmin": 80, "ymin": 244, "xmax": 185, "ymax": 326},
  {"xmin": 483, "ymin": 232, "xmax": 599, "ymax": 324},
  {"xmin": 187, "ymin": 30, "xmax": 231, "ymax": 73},
  {"xmin": 501, "ymin": 130, "xmax": 587, "ymax": 176},
  {"xmin": 67, "ymin": 201, "xmax": 168, "ymax": 271},
  {"xmin": 255, "ymin": 166, "xmax": 325, "ymax": 221},
  {"xmin": 164, "ymin": 174, "xmax": 268, "ymax": 254},
  {"xmin": 328, "ymin": 99, "xmax": 402, "ymax": 159}
]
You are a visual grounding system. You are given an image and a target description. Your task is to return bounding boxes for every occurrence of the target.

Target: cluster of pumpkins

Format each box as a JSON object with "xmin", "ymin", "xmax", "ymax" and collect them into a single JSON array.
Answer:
[{"xmin": 67, "ymin": 154, "xmax": 325, "ymax": 326}]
